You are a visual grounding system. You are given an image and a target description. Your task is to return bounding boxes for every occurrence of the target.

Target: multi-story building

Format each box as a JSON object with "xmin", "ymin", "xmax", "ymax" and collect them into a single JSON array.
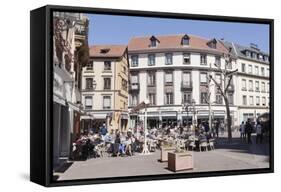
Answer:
[
  {"xmin": 222, "ymin": 41, "xmax": 270, "ymax": 124},
  {"xmin": 81, "ymin": 45, "xmax": 129, "ymax": 132},
  {"xmin": 128, "ymin": 34, "xmax": 238, "ymax": 129},
  {"xmin": 53, "ymin": 12, "xmax": 89, "ymax": 167}
]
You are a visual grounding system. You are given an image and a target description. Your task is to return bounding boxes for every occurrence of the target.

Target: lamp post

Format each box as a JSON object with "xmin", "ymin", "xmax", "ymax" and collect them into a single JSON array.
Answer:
[
  {"xmin": 91, "ymin": 79, "xmax": 97, "ymax": 130},
  {"xmin": 142, "ymin": 99, "xmax": 150, "ymax": 155},
  {"xmin": 191, "ymin": 99, "xmax": 196, "ymax": 130},
  {"xmin": 182, "ymin": 101, "xmax": 189, "ymax": 127}
]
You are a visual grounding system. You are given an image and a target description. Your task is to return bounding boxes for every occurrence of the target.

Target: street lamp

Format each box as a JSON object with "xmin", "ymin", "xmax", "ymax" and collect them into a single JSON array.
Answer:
[
  {"xmin": 182, "ymin": 101, "xmax": 189, "ymax": 126},
  {"xmin": 191, "ymin": 99, "xmax": 196, "ymax": 129},
  {"xmin": 142, "ymin": 99, "xmax": 150, "ymax": 155}
]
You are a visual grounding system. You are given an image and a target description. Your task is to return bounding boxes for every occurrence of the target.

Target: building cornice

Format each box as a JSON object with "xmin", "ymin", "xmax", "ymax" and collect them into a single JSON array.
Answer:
[
  {"xmin": 84, "ymin": 109, "xmax": 129, "ymax": 113},
  {"xmin": 82, "ymin": 89, "xmax": 119, "ymax": 93},
  {"xmin": 128, "ymin": 47, "xmax": 228, "ymax": 57},
  {"xmin": 129, "ymin": 104, "xmax": 238, "ymax": 109},
  {"xmin": 237, "ymin": 105, "xmax": 269, "ymax": 109},
  {"xmin": 237, "ymin": 72, "xmax": 270, "ymax": 80},
  {"xmin": 129, "ymin": 65, "xmax": 234, "ymax": 73},
  {"xmin": 237, "ymin": 56, "xmax": 270, "ymax": 65}
]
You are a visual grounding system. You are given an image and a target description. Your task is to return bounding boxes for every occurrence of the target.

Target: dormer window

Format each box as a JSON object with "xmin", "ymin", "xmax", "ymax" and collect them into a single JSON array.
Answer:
[
  {"xmin": 151, "ymin": 39, "xmax": 157, "ymax": 47},
  {"xmin": 207, "ymin": 39, "xmax": 217, "ymax": 49},
  {"xmin": 149, "ymin": 36, "xmax": 159, "ymax": 48},
  {"xmin": 245, "ymin": 50, "xmax": 251, "ymax": 57},
  {"xmin": 263, "ymin": 55, "xmax": 269, "ymax": 62},
  {"xmin": 100, "ymin": 48, "xmax": 110, "ymax": 54},
  {"xmin": 251, "ymin": 52, "xmax": 257, "ymax": 59},
  {"xmin": 182, "ymin": 35, "xmax": 190, "ymax": 46}
]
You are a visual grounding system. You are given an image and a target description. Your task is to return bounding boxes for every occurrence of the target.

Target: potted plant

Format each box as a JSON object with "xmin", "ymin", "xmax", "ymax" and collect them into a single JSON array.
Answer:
[
  {"xmin": 167, "ymin": 146, "xmax": 193, "ymax": 172},
  {"xmin": 160, "ymin": 140, "xmax": 176, "ymax": 162}
]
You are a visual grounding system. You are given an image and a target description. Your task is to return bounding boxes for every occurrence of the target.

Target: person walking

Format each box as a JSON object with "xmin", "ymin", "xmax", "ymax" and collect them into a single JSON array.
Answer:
[
  {"xmin": 215, "ymin": 121, "xmax": 219, "ymax": 138},
  {"xmin": 205, "ymin": 122, "xmax": 210, "ymax": 133},
  {"xmin": 245, "ymin": 119, "xmax": 253, "ymax": 144},
  {"xmin": 256, "ymin": 122, "xmax": 263, "ymax": 144},
  {"xmin": 240, "ymin": 121, "xmax": 246, "ymax": 140},
  {"xmin": 220, "ymin": 121, "xmax": 225, "ymax": 136},
  {"xmin": 99, "ymin": 123, "xmax": 108, "ymax": 140}
]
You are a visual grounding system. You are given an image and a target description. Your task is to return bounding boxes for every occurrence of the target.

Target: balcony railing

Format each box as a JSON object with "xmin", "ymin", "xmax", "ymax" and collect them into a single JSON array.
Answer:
[
  {"xmin": 83, "ymin": 87, "xmax": 94, "ymax": 91},
  {"xmin": 129, "ymin": 83, "xmax": 139, "ymax": 92},
  {"xmin": 227, "ymin": 84, "xmax": 235, "ymax": 92},
  {"xmin": 181, "ymin": 81, "xmax": 193, "ymax": 91}
]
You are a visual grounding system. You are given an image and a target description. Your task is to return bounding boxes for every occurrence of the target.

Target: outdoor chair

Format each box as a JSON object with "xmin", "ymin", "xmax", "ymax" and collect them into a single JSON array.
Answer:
[
  {"xmin": 149, "ymin": 140, "xmax": 157, "ymax": 152},
  {"xmin": 187, "ymin": 139, "xmax": 196, "ymax": 151},
  {"xmin": 125, "ymin": 143, "xmax": 133, "ymax": 156},
  {"xmin": 199, "ymin": 140, "xmax": 208, "ymax": 152},
  {"xmin": 208, "ymin": 139, "xmax": 215, "ymax": 150}
]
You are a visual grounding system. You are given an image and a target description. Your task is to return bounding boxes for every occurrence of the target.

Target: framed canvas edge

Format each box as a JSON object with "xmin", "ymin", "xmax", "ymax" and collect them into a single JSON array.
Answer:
[{"xmin": 30, "ymin": 4, "xmax": 274, "ymax": 187}]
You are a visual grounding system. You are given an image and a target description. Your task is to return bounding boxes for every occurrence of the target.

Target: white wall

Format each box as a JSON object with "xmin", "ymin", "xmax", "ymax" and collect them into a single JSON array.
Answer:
[
  {"xmin": 174, "ymin": 69, "xmax": 182, "ymax": 105},
  {"xmin": 139, "ymin": 71, "xmax": 147, "ymax": 102},
  {"xmin": 129, "ymin": 52, "xmax": 232, "ymax": 106},
  {"xmin": 236, "ymin": 58, "xmax": 270, "ymax": 107},
  {"xmin": 156, "ymin": 70, "xmax": 164, "ymax": 105}
]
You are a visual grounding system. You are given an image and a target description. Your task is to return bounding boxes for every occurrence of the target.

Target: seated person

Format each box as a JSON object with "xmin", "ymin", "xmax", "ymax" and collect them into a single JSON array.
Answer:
[{"xmin": 198, "ymin": 132, "xmax": 207, "ymax": 142}]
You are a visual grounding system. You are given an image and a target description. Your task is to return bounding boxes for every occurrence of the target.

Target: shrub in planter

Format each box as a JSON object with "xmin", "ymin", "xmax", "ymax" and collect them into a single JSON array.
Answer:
[{"xmin": 160, "ymin": 143, "xmax": 176, "ymax": 162}]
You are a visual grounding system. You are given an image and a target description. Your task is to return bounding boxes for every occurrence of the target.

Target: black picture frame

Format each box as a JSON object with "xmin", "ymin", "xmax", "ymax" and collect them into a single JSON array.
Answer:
[{"xmin": 30, "ymin": 4, "xmax": 274, "ymax": 187}]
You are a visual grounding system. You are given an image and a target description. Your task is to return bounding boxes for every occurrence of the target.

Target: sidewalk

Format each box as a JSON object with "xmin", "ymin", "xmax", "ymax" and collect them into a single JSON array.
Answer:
[{"xmin": 214, "ymin": 131, "xmax": 270, "ymax": 168}]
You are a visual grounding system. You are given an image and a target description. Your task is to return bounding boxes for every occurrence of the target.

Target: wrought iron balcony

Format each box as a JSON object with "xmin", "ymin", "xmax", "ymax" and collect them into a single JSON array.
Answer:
[
  {"xmin": 129, "ymin": 83, "xmax": 140, "ymax": 92},
  {"xmin": 181, "ymin": 81, "xmax": 193, "ymax": 91}
]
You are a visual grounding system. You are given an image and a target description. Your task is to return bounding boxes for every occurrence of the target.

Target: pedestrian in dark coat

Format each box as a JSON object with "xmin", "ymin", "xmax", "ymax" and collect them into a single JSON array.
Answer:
[{"xmin": 245, "ymin": 119, "xmax": 253, "ymax": 144}]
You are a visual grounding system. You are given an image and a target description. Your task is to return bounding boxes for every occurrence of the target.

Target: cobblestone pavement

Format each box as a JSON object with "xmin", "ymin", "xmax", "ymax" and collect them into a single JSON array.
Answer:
[{"xmin": 54, "ymin": 132, "xmax": 270, "ymax": 181}]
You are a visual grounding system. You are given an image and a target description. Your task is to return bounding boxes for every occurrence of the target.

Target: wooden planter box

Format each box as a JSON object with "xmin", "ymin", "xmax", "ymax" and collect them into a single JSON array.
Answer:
[
  {"xmin": 160, "ymin": 146, "xmax": 176, "ymax": 162},
  {"xmin": 167, "ymin": 152, "xmax": 193, "ymax": 172}
]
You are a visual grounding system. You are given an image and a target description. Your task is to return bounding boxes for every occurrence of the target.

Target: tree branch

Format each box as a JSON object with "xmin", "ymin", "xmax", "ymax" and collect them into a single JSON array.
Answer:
[
  {"xmin": 209, "ymin": 75, "xmax": 225, "ymax": 97},
  {"xmin": 224, "ymin": 74, "xmax": 233, "ymax": 95}
]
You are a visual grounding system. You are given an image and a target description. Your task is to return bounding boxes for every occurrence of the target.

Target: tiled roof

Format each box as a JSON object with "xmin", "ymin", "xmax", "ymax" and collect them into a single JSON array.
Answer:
[
  {"xmin": 128, "ymin": 34, "xmax": 229, "ymax": 53},
  {"xmin": 89, "ymin": 45, "xmax": 127, "ymax": 58},
  {"xmin": 221, "ymin": 40, "xmax": 269, "ymax": 63}
]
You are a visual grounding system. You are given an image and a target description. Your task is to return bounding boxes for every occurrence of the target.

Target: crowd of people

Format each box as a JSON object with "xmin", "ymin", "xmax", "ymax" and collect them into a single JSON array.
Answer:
[
  {"xmin": 69, "ymin": 117, "xmax": 269, "ymax": 162},
  {"xmin": 71, "ymin": 121, "xmax": 221, "ymax": 161},
  {"xmin": 239, "ymin": 119, "xmax": 268, "ymax": 144}
]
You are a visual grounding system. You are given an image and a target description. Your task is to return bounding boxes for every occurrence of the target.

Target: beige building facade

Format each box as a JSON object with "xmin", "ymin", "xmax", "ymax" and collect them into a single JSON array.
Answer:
[{"xmin": 81, "ymin": 45, "xmax": 129, "ymax": 132}]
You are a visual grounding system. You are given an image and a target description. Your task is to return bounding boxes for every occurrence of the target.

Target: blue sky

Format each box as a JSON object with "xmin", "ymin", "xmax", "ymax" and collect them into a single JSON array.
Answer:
[{"xmin": 87, "ymin": 14, "xmax": 270, "ymax": 53}]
